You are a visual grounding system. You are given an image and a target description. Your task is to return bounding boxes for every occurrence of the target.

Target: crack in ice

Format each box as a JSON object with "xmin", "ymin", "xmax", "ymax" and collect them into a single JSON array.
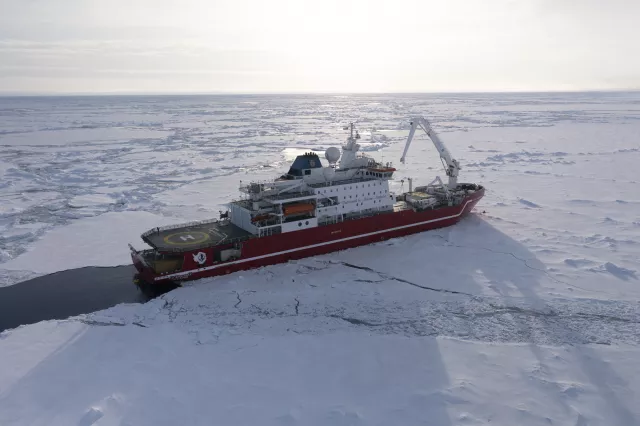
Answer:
[{"xmin": 336, "ymin": 261, "xmax": 473, "ymax": 296}]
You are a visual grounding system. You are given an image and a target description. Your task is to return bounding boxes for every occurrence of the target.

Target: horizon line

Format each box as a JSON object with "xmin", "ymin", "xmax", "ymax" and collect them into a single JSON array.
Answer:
[{"xmin": 1, "ymin": 88, "xmax": 639, "ymax": 97}]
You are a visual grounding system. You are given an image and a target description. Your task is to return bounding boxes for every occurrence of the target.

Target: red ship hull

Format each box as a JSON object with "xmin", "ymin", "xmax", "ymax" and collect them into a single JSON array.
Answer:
[{"xmin": 132, "ymin": 188, "xmax": 484, "ymax": 284}]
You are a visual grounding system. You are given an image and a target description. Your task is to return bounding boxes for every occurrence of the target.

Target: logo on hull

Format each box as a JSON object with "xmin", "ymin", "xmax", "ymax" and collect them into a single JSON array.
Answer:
[{"xmin": 193, "ymin": 252, "xmax": 207, "ymax": 265}]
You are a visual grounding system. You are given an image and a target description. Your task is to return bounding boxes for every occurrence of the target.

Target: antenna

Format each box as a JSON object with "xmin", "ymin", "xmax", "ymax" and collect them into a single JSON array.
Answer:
[{"xmin": 343, "ymin": 122, "xmax": 357, "ymax": 139}]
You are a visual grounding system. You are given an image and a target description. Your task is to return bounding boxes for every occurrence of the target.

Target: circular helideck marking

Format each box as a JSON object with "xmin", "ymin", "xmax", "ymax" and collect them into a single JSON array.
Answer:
[{"xmin": 163, "ymin": 231, "xmax": 210, "ymax": 246}]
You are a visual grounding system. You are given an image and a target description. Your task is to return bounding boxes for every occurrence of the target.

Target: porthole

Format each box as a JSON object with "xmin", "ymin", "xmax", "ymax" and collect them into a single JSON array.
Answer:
[
  {"xmin": 305, "ymin": 221, "xmax": 309, "ymax": 225},
  {"xmin": 298, "ymin": 222, "xmax": 302, "ymax": 227}
]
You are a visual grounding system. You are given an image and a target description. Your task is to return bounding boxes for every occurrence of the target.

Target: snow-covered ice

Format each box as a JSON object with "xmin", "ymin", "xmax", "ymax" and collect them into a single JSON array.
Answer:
[
  {"xmin": 1, "ymin": 92, "xmax": 639, "ymax": 425},
  {"xmin": 1, "ymin": 211, "xmax": 176, "ymax": 279}
]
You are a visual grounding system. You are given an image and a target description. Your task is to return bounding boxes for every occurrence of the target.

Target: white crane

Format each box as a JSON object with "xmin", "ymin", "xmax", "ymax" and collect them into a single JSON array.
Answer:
[{"xmin": 400, "ymin": 117, "xmax": 461, "ymax": 189}]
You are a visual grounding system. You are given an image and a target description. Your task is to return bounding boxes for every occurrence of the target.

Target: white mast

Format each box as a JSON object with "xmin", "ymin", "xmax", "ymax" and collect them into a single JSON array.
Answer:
[{"xmin": 338, "ymin": 123, "xmax": 361, "ymax": 169}]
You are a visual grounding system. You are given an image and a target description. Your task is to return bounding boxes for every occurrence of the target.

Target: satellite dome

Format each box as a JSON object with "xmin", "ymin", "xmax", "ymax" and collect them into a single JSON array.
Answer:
[{"xmin": 325, "ymin": 146, "xmax": 340, "ymax": 163}]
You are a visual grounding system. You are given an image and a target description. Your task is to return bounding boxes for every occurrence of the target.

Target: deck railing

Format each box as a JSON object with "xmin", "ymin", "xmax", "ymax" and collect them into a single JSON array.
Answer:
[
  {"xmin": 154, "ymin": 234, "xmax": 254, "ymax": 253},
  {"xmin": 262, "ymin": 190, "xmax": 316, "ymax": 202},
  {"xmin": 141, "ymin": 217, "xmax": 228, "ymax": 239}
]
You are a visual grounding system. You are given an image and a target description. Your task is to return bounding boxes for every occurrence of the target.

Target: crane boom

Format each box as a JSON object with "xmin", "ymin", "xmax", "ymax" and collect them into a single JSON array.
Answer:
[{"xmin": 400, "ymin": 116, "xmax": 461, "ymax": 189}]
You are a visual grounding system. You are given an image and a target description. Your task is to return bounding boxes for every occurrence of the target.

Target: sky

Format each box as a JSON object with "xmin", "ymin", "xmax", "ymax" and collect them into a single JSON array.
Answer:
[{"xmin": 0, "ymin": 0, "xmax": 638, "ymax": 94}]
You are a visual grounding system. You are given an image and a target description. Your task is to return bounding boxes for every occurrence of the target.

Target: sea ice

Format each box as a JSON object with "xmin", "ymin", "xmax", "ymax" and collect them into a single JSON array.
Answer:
[{"xmin": 1, "ymin": 92, "xmax": 639, "ymax": 425}]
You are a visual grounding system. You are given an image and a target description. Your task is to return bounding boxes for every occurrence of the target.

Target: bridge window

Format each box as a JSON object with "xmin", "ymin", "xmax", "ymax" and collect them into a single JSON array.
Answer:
[{"xmin": 304, "ymin": 170, "xmax": 311, "ymax": 175}]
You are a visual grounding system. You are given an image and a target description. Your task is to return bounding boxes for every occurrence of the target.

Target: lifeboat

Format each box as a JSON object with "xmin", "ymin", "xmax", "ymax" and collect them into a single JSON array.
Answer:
[
  {"xmin": 282, "ymin": 202, "xmax": 314, "ymax": 216},
  {"xmin": 368, "ymin": 166, "xmax": 396, "ymax": 173},
  {"xmin": 251, "ymin": 213, "xmax": 275, "ymax": 222}
]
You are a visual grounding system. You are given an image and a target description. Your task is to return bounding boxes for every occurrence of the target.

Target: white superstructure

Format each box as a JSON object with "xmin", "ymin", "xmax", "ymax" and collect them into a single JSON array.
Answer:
[
  {"xmin": 229, "ymin": 123, "xmax": 397, "ymax": 236},
  {"xmin": 223, "ymin": 117, "xmax": 468, "ymax": 238}
]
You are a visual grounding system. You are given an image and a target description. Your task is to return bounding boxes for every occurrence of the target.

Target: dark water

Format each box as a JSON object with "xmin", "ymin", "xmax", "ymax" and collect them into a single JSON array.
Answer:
[{"xmin": 0, "ymin": 266, "xmax": 176, "ymax": 332}]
